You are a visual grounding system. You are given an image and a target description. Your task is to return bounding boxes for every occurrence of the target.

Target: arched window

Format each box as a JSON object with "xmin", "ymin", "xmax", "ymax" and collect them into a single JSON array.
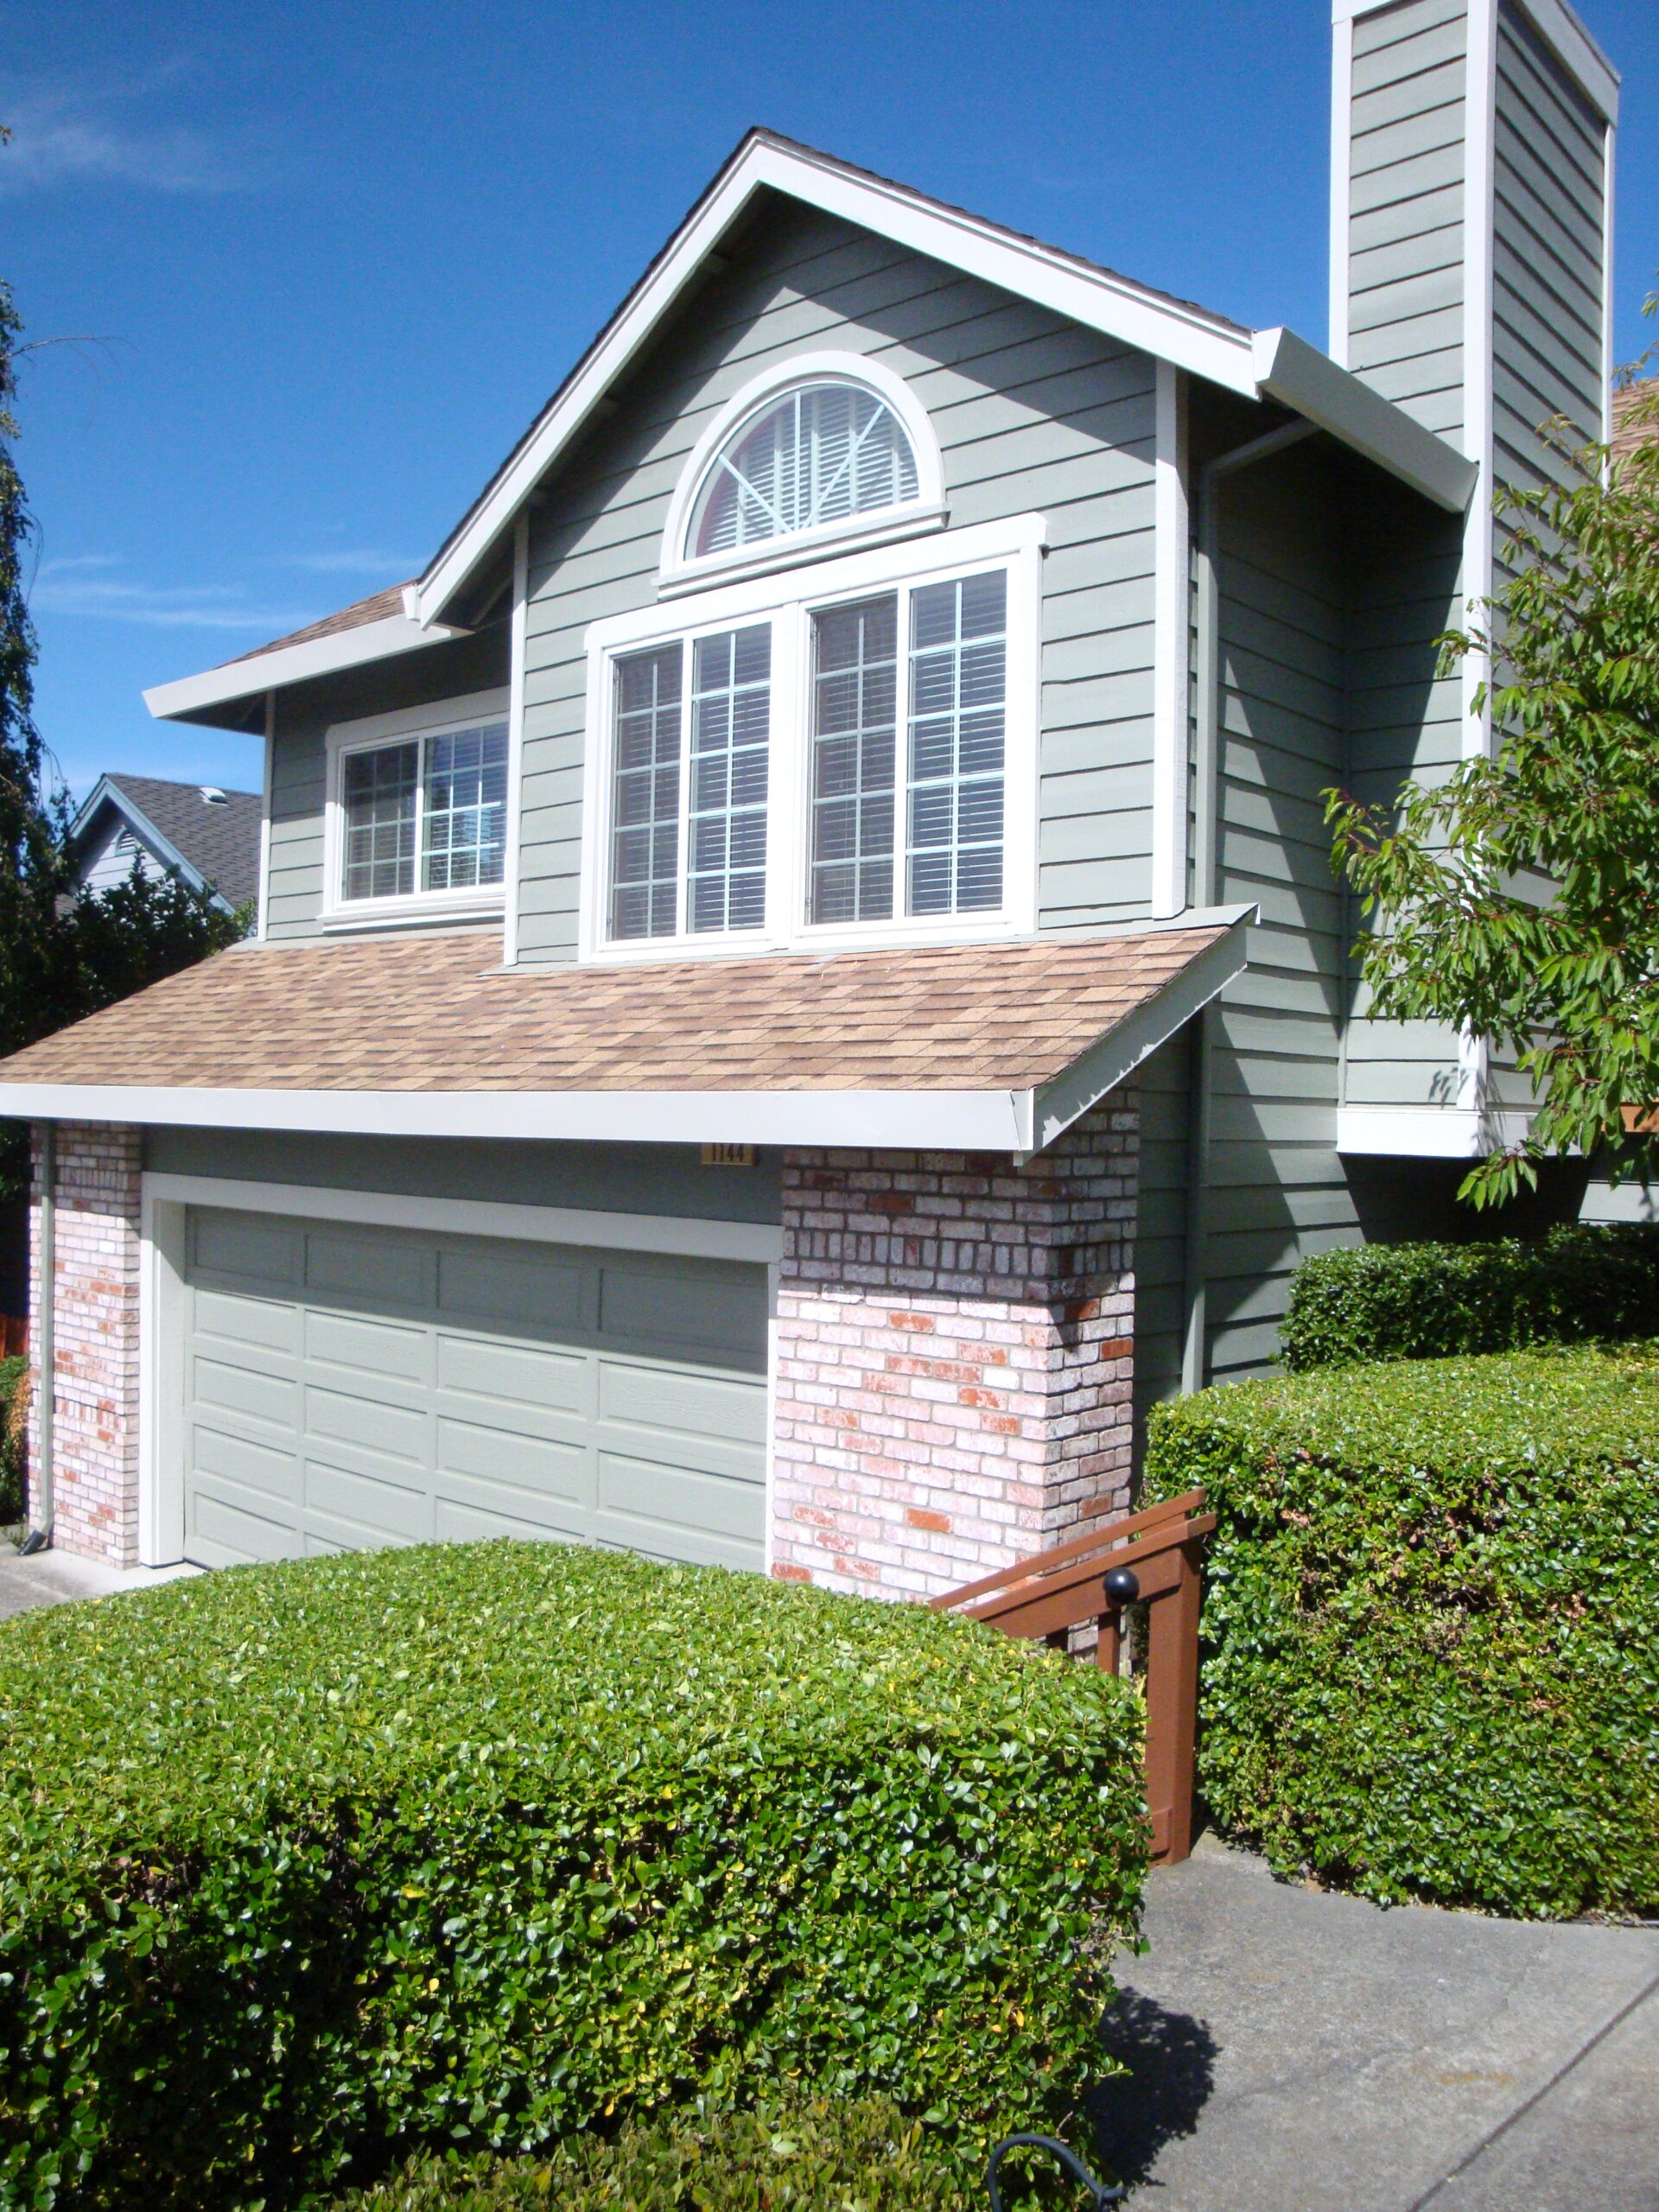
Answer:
[{"xmin": 685, "ymin": 378, "xmax": 922, "ymax": 563}]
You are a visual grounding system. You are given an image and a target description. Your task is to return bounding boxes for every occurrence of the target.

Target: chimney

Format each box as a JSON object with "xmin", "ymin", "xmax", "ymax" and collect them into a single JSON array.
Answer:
[{"xmin": 1330, "ymin": 0, "xmax": 1618, "ymax": 678}]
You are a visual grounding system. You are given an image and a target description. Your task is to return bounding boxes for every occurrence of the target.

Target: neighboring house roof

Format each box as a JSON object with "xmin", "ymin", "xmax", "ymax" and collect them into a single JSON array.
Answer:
[
  {"xmin": 144, "ymin": 130, "xmax": 1476, "ymax": 728},
  {"xmin": 70, "ymin": 774, "xmax": 262, "ymax": 912},
  {"xmin": 1612, "ymin": 378, "xmax": 1659, "ymax": 466},
  {"xmin": 0, "ymin": 915, "xmax": 1249, "ymax": 1153}
]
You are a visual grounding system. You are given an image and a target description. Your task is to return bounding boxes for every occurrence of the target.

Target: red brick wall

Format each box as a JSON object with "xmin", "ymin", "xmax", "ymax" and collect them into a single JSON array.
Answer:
[
  {"xmin": 28, "ymin": 1121, "xmax": 143, "ymax": 1567},
  {"xmin": 771, "ymin": 1091, "xmax": 1138, "ymax": 1598}
]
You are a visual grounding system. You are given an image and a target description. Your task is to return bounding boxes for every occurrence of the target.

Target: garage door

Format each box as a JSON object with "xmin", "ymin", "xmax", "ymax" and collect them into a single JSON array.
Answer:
[{"xmin": 181, "ymin": 1205, "xmax": 768, "ymax": 1572}]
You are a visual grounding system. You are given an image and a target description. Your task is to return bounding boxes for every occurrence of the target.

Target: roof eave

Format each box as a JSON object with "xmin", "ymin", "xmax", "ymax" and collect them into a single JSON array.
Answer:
[
  {"xmin": 143, "ymin": 611, "xmax": 471, "ymax": 727},
  {"xmin": 1252, "ymin": 328, "xmax": 1478, "ymax": 512}
]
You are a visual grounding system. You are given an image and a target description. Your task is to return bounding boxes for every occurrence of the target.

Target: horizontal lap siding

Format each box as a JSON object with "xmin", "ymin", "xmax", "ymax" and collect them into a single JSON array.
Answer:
[
  {"xmin": 265, "ymin": 707, "xmax": 327, "ymax": 937},
  {"xmin": 516, "ymin": 207, "xmax": 1158, "ymax": 960},
  {"xmin": 1206, "ymin": 446, "xmax": 1353, "ymax": 1382},
  {"xmin": 1491, "ymin": 0, "xmax": 1606, "ymax": 546},
  {"xmin": 1341, "ymin": 478, "xmax": 1465, "ymax": 1107},
  {"xmin": 1348, "ymin": 0, "xmax": 1467, "ymax": 440}
]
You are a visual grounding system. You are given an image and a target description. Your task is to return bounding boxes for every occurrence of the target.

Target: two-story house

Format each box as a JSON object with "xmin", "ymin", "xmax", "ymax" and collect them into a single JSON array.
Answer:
[{"xmin": 0, "ymin": 0, "xmax": 1618, "ymax": 1587}]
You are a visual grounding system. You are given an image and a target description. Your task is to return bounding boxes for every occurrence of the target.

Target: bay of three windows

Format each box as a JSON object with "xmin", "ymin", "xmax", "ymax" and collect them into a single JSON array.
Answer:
[{"xmin": 609, "ymin": 568, "xmax": 1008, "ymax": 944}]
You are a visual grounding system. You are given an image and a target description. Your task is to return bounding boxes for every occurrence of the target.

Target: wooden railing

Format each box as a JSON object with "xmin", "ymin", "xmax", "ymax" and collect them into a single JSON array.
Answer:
[{"xmin": 930, "ymin": 1489, "xmax": 1213, "ymax": 1864}]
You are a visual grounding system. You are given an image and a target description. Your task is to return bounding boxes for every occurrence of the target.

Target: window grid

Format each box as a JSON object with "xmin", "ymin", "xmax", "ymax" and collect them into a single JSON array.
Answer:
[
  {"xmin": 610, "ymin": 645, "xmax": 683, "ymax": 940},
  {"xmin": 809, "ymin": 594, "xmax": 898, "ymax": 925},
  {"xmin": 689, "ymin": 625, "xmax": 771, "ymax": 933},
  {"xmin": 340, "ymin": 725, "xmax": 508, "ymax": 905},
  {"xmin": 692, "ymin": 382, "xmax": 920, "ymax": 560},
  {"xmin": 906, "ymin": 573, "xmax": 1007, "ymax": 915}
]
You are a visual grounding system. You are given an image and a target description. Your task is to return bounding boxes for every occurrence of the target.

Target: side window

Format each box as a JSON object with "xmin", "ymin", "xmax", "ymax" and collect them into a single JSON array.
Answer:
[
  {"xmin": 690, "ymin": 626, "xmax": 771, "ymax": 933},
  {"xmin": 610, "ymin": 645, "xmax": 683, "ymax": 940},
  {"xmin": 906, "ymin": 573, "xmax": 1006, "ymax": 916},
  {"xmin": 339, "ymin": 723, "xmax": 506, "ymax": 906}
]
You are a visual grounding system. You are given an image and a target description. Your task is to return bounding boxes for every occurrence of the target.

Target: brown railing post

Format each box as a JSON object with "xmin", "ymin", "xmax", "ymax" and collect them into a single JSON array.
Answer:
[{"xmin": 930, "ymin": 1490, "xmax": 1211, "ymax": 1865}]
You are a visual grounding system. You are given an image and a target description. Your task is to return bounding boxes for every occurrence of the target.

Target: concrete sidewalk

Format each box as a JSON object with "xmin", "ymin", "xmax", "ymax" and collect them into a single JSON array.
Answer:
[
  {"xmin": 0, "ymin": 1546, "xmax": 200, "ymax": 1620},
  {"xmin": 1099, "ymin": 1834, "xmax": 1659, "ymax": 2211}
]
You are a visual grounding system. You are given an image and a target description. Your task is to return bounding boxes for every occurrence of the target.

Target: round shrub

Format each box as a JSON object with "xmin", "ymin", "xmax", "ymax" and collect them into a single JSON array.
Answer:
[
  {"xmin": 1144, "ymin": 1344, "xmax": 1659, "ymax": 1917},
  {"xmin": 0, "ymin": 1541, "xmax": 1147, "ymax": 2211},
  {"xmin": 328, "ymin": 2094, "xmax": 968, "ymax": 2212}
]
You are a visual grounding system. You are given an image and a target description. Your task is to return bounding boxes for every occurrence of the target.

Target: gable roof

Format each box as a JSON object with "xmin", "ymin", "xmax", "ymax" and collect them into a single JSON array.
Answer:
[
  {"xmin": 0, "ymin": 913, "xmax": 1249, "ymax": 1154},
  {"xmin": 411, "ymin": 131, "xmax": 1474, "ymax": 631},
  {"xmin": 147, "ymin": 131, "xmax": 1477, "ymax": 727},
  {"xmin": 71, "ymin": 774, "xmax": 262, "ymax": 911}
]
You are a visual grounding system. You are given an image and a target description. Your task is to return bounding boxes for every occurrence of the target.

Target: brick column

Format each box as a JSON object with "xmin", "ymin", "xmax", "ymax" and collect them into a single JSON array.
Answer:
[
  {"xmin": 771, "ymin": 1090, "xmax": 1137, "ymax": 1599},
  {"xmin": 28, "ymin": 1122, "xmax": 143, "ymax": 1567}
]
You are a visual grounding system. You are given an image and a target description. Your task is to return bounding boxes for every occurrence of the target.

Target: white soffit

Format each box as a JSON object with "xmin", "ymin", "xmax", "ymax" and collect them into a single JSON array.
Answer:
[{"xmin": 144, "ymin": 613, "xmax": 468, "ymax": 724}]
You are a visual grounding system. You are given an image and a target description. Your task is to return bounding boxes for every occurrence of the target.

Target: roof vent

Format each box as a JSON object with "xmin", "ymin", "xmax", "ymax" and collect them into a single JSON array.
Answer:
[{"xmin": 198, "ymin": 786, "xmax": 228, "ymax": 805}]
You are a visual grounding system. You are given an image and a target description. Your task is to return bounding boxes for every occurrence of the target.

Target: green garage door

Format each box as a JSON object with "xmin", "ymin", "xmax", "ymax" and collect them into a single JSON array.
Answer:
[{"xmin": 181, "ymin": 1205, "xmax": 768, "ymax": 1572}]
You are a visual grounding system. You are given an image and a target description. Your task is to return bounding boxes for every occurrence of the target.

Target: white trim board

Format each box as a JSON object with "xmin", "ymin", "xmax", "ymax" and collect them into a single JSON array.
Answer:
[
  {"xmin": 142, "ymin": 1172, "xmax": 783, "ymax": 1265},
  {"xmin": 1336, "ymin": 1106, "xmax": 1535, "ymax": 1158},
  {"xmin": 1149, "ymin": 362, "xmax": 1190, "ymax": 920},
  {"xmin": 145, "ymin": 612, "xmax": 471, "ymax": 724}
]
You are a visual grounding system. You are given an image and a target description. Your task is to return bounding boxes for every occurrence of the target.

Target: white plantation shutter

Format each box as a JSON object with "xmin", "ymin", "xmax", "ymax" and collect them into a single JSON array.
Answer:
[{"xmin": 690, "ymin": 381, "xmax": 920, "ymax": 559}]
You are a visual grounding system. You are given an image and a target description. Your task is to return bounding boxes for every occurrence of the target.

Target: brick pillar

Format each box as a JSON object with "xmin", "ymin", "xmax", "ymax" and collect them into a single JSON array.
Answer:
[
  {"xmin": 771, "ymin": 1090, "xmax": 1138, "ymax": 1599},
  {"xmin": 28, "ymin": 1121, "xmax": 143, "ymax": 1567}
]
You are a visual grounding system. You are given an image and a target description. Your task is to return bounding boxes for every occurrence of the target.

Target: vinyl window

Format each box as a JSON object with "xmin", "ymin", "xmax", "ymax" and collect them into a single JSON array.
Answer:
[{"xmin": 339, "ymin": 720, "xmax": 508, "ymax": 905}]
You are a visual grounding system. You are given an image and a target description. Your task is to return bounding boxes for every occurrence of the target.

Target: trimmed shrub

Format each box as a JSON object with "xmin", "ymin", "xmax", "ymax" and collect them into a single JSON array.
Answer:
[
  {"xmin": 329, "ymin": 2094, "xmax": 968, "ymax": 2212},
  {"xmin": 0, "ymin": 1541, "xmax": 1147, "ymax": 2212},
  {"xmin": 1280, "ymin": 1223, "xmax": 1659, "ymax": 1372},
  {"xmin": 1144, "ymin": 1344, "xmax": 1659, "ymax": 1917},
  {"xmin": 0, "ymin": 1356, "xmax": 25, "ymax": 1527}
]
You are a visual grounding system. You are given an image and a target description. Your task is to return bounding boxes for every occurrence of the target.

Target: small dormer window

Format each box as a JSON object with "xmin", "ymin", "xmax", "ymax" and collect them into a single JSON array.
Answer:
[{"xmin": 688, "ymin": 381, "xmax": 920, "ymax": 562}]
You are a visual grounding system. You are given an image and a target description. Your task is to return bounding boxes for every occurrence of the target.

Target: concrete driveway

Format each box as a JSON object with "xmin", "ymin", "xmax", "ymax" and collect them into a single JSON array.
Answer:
[{"xmin": 1098, "ymin": 1834, "xmax": 1659, "ymax": 2212}]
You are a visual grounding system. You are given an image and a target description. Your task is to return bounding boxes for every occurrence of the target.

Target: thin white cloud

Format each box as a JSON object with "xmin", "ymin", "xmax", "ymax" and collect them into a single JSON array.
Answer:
[
  {"xmin": 285, "ymin": 550, "xmax": 420, "ymax": 576},
  {"xmin": 0, "ymin": 83, "xmax": 244, "ymax": 197},
  {"xmin": 32, "ymin": 572, "xmax": 317, "ymax": 633}
]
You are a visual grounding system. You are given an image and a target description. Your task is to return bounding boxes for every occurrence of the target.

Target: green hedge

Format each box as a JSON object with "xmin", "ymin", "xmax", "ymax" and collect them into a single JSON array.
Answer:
[
  {"xmin": 1145, "ymin": 1344, "xmax": 1659, "ymax": 1917},
  {"xmin": 330, "ymin": 2094, "xmax": 966, "ymax": 2212},
  {"xmin": 0, "ymin": 1541, "xmax": 1147, "ymax": 2212},
  {"xmin": 1280, "ymin": 1224, "xmax": 1659, "ymax": 1371}
]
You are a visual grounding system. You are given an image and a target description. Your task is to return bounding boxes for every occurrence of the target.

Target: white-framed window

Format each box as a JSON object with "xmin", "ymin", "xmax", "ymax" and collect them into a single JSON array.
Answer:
[
  {"xmin": 321, "ymin": 689, "xmax": 511, "ymax": 929},
  {"xmin": 659, "ymin": 353, "xmax": 947, "ymax": 594},
  {"xmin": 579, "ymin": 515, "xmax": 1043, "ymax": 962}
]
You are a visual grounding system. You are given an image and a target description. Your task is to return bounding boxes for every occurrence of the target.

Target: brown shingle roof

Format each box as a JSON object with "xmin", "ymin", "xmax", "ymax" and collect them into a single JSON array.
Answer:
[
  {"xmin": 223, "ymin": 582, "xmax": 414, "ymax": 669},
  {"xmin": 1613, "ymin": 379, "xmax": 1659, "ymax": 467},
  {"xmin": 0, "ymin": 925, "xmax": 1231, "ymax": 1096}
]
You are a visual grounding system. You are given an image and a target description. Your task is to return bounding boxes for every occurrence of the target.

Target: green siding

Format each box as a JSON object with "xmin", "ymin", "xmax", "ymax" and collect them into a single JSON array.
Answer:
[
  {"xmin": 517, "ymin": 204, "xmax": 1160, "ymax": 960},
  {"xmin": 1348, "ymin": 0, "xmax": 1467, "ymax": 440},
  {"xmin": 143, "ymin": 1127, "xmax": 784, "ymax": 1227}
]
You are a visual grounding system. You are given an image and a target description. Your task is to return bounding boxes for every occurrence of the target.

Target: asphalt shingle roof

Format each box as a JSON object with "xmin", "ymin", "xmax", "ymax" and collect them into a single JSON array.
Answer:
[
  {"xmin": 0, "ymin": 925, "xmax": 1230, "ymax": 1097},
  {"xmin": 101, "ymin": 776, "xmax": 263, "ymax": 912}
]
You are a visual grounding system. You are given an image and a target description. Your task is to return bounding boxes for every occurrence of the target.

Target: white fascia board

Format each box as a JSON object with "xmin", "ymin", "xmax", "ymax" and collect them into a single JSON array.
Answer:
[
  {"xmin": 144, "ymin": 613, "xmax": 468, "ymax": 724},
  {"xmin": 1330, "ymin": 0, "xmax": 1617, "ymax": 122},
  {"xmin": 0, "ymin": 1082, "xmax": 1030, "ymax": 1151},
  {"xmin": 1027, "ymin": 914, "xmax": 1252, "ymax": 1154},
  {"xmin": 1336, "ymin": 1106, "xmax": 1535, "ymax": 1158},
  {"xmin": 143, "ymin": 1172, "xmax": 782, "ymax": 1266},
  {"xmin": 1253, "ymin": 329, "xmax": 1478, "ymax": 512},
  {"xmin": 412, "ymin": 137, "xmax": 1260, "ymax": 628}
]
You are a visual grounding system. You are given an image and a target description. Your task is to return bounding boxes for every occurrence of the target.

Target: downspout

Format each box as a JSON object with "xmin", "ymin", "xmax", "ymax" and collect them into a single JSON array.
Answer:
[
  {"xmin": 1180, "ymin": 420, "xmax": 1319, "ymax": 1395},
  {"xmin": 20, "ymin": 1122, "xmax": 54, "ymax": 1550}
]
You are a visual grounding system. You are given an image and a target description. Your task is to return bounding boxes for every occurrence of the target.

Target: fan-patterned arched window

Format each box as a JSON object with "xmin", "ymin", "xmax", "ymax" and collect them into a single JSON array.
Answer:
[{"xmin": 687, "ymin": 379, "xmax": 921, "ymax": 562}]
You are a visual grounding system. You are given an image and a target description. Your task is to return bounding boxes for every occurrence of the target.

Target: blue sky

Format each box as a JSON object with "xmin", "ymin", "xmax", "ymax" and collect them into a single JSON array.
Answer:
[{"xmin": 7, "ymin": 0, "xmax": 1654, "ymax": 800}]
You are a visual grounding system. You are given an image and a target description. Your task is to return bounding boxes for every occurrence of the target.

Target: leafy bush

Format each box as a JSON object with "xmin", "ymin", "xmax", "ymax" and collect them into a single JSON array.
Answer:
[
  {"xmin": 329, "ymin": 2094, "xmax": 968, "ymax": 2212},
  {"xmin": 1144, "ymin": 1344, "xmax": 1659, "ymax": 1917},
  {"xmin": 1280, "ymin": 1223, "xmax": 1659, "ymax": 1371},
  {"xmin": 0, "ymin": 1355, "xmax": 24, "ymax": 1525},
  {"xmin": 0, "ymin": 1541, "xmax": 1147, "ymax": 2212}
]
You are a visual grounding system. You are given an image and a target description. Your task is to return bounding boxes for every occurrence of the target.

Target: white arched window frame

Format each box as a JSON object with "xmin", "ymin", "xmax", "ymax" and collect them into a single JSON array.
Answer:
[{"xmin": 660, "ymin": 353, "xmax": 946, "ymax": 593}]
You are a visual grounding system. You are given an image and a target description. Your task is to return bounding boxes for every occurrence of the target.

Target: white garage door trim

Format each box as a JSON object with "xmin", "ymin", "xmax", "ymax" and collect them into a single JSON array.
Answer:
[{"xmin": 139, "ymin": 1173, "xmax": 782, "ymax": 1569}]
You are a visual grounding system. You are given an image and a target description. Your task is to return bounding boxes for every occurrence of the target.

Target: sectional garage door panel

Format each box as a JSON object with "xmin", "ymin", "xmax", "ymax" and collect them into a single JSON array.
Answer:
[{"xmin": 181, "ymin": 1207, "xmax": 767, "ymax": 1573}]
